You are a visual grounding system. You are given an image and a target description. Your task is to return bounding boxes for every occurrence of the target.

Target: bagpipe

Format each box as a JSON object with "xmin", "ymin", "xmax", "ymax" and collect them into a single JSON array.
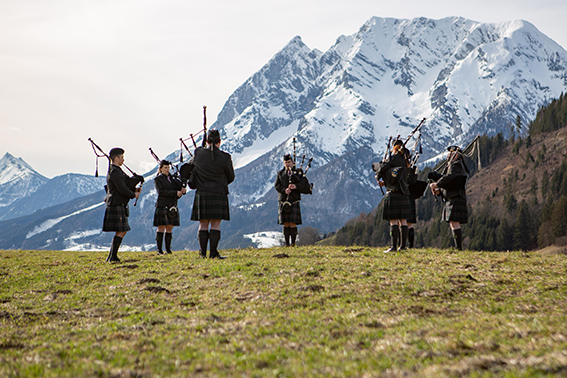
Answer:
[
  {"xmin": 289, "ymin": 137, "xmax": 314, "ymax": 195},
  {"xmin": 281, "ymin": 138, "xmax": 314, "ymax": 213},
  {"xmin": 176, "ymin": 105, "xmax": 209, "ymax": 184},
  {"xmin": 148, "ymin": 147, "xmax": 186, "ymax": 188},
  {"xmin": 88, "ymin": 138, "xmax": 144, "ymax": 206},
  {"xmin": 372, "ymin": 118, "xmax": 427, "ymax": 198},
  {"xmin": 427, "ymin": 135, "xmax": 481, "ymax": 200}
]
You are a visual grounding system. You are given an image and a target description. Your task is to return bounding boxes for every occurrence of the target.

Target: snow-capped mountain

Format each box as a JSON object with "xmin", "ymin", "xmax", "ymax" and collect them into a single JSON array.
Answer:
[
  {"xmin": 0, "ymin": 153, "xmax": 48, "ymax": 207},
  {"xmin": 2, "ymin": 16, "xmax": 567, "ymax": 251},
  {"xmin": 216, "ymin": 17, "xmax": 567, "ymax": 206},
  {"xmin": 0, "ymin": 173, "xmax": 106, "ymax": 221}
]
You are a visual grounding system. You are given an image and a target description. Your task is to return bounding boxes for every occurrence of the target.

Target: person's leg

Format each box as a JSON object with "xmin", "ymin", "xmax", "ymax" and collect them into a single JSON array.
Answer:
[
  {"xmin": 283, "ymin": 222, "xmax": 292, "ymax": 246},
  {"xmin": 198, "ymin": 220, "xmax": 210, "ymax": 258},
  {"xmin": 164, "ymin": 225, "xmax": 174, "ymax": 254},
  {"xmin": 385, "ymin": 220, "xmax": 400, "ymax": 253},
  {"xmin": 289, "ymin": 222, "xmax": 297, "ymax": 246},
  {"xmin": 209, "ymin": 220, "xmax": 225, "ymax": 259},
  {"xmin": 450, "ymin": 221, "xmax": 462, "ymax": 250},
  {"xmin": 399, "ymin": 220, "xmax": 408, "ymax": 250},
  {"xmin": 107, "ymin": 231, "xmax": 126, "ymax": 263},
  {"xmin": 407, "ymin": 223, "xmax": 415, "ymax": 248}
]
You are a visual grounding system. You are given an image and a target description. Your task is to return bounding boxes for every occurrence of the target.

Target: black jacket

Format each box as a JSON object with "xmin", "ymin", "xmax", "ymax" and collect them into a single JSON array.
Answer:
[
  {"xmin": 436, "ymin": 158, "xmax": 468, "ymax": 199},
  {"xmin": 275, "ymin": 169, "xmax": 301, "ymax": 202},
  {"xmin": 188, "ymin": 146, "xmax": 235, "ymax": 195},
  {"xmin": 378, "ymin": 152, "xmax": 409, "ymax": 193},
  {"xmin": 105, "ymin": 164, "xmax": 142, "ymax": 206},
  {"xmin": 154, "ymin": 174, "xmax": 183, "ymax": 207}
]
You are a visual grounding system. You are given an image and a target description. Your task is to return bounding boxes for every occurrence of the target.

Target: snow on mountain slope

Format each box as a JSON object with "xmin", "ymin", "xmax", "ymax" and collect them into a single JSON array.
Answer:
[{"xmin": 0, "ymin": 153, "xmax": 48, "ymax": 207}]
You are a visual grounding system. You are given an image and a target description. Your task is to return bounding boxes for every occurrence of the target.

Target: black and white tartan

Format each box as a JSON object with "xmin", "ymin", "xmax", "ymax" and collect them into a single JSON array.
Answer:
[
  {"xmin": 191, "ymin": 192, "xmax": 230, "ymax": 221},
  {"xmin": 407, "ymin": 197, "xmax": 417, "ymax": 224},
  {"xmin": 382, "ymin": 191, "xmax": 412, "ymax": 220},
  {"xmin": 278, "ymin": 201, "xmax": 302, "ymax": 225},
  {"xmin": 102, "ymin": 205, "xmax": 130, "ymax": 232},
  {"xmin": 153, "ymin": 206, "xmax": 180, "ymax": 227},
  {"xmin": 442, "ymin": 197, "xmax": 468, "ymax": 223}
]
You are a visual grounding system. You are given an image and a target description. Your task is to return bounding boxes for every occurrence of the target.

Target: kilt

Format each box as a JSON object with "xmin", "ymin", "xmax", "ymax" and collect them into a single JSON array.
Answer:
[
  {"xmin": 153, "ymin": 206, "xmax": 180, "ymax": 227},
  {"xmin": 407, "ymin": 198, "xmax": 417, "ymax": 224},
  {"xmin": 382, "ymin": 191, "xmax": 411, "ymax": 220},
  {"xmin": 442, "ymin": 197, "xmax": 468, "ymax": 223},
  {"xmin": 191, "ymin": 192, "xmax": 230, "ymax": 221},
  {"xmin": 278, "ymin": 201, "xmax": 302, "ymax": 225},
  {"xmin": 102, "ymin": 205, "xmax": 130, "ymax": 232}
]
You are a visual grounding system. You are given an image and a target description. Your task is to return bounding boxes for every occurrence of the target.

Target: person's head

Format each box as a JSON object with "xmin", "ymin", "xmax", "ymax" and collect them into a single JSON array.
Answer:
[
  {"xmin": 159, "ymin": 160, "xmax": 171, "ymax": 175},
  {"xmin": 392, "ymin": 140, "xmax": 404, "ymax": 155},
  {"xmin": 283, "ymin": 154, "xmax": 294, "ymax": 170},
  {"xmin": 109, "ymin": 148, "xmax": 125, "ymax": 166},
  {"xmin": 447, "ymin": 145, "xmax": 462, "ymax": 160},
  {"xmin": 207, "ymin": 129, "xmax": 221, "ymax": 147}
]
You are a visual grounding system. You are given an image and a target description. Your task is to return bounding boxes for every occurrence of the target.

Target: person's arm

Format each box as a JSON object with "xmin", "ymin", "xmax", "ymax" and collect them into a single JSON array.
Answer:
[
  {"xmin": 155, "ymin": 176, "xmax": 178, "ymax": 198},
  {"xmin": 111, "ymin": 170, "xmax": 136, "ymax": 199}
]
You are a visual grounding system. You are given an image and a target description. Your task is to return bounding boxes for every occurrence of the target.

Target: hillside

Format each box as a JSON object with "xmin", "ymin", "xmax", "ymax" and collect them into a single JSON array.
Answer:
[{"xmin": 1, "ymin": 247, "xmax": 567, "ymax": 377}]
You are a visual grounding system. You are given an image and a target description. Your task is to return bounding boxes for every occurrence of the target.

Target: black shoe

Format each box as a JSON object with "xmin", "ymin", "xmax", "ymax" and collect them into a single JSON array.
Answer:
[
  {"xmin": 209, "ymin": 252, "xmax": 226, "ymax": 259},
  {"xmin": 157, "ymin": 251, "xmax": 165, "ymax": 255},
  {"xmin": 383, "ymin": 247, "xmax": 396, "ymax": 253}
]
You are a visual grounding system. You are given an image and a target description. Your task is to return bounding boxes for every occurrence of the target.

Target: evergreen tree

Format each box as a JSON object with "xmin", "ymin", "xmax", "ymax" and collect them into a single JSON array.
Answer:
[
  {"xmin": 513, "ymin": 200, "xmax": 532, "ymax": 250},
  {"xmin": 496, "ymin": 218, "xmax": 513, "ymax": 251}
]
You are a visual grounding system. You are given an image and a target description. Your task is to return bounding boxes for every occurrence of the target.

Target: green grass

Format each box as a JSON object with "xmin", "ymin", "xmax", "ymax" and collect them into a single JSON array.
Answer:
[{"xmin": 1, "ymin": 246, "xmax": 566, "ymax": 377}]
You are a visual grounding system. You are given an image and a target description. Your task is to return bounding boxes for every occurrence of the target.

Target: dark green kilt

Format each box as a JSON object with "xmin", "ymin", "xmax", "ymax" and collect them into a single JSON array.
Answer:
[
  {"xmin": 278, "ymin": 201, "xmax": 302, "ymax": 225},
  {"xmin": 102, "ymin": 205, "xmax": 130, "ymax": 232},
  {"xmin": 407, "ymin": 198, "xmax": 417, "ymax": 224},
  {"xmin": 153, "ymin": 206, "xmax": 180, "ymax": 227},
  {"xmin": 191, "ymin": 192, "xmax": 230, "ymax": 221},
  {"xmin": 382, "ymin": 191, "xmax": 411, "ymax": 220},
  {"xmin": 442, "ymin": 197, "xmax": 468, "ymax": 223}
]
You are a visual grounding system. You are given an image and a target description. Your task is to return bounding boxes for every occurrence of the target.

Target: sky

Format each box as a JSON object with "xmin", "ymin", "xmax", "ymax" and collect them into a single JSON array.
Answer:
[{"xmin": 1, "ymin": 0, "xmax": 566, "ymax": 178}]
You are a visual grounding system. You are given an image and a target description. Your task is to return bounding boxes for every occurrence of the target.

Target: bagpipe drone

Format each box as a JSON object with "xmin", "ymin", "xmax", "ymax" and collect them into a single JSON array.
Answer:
[{"xmin": 88, "ymin": 138, "xmax": 145, "ymax": 206}]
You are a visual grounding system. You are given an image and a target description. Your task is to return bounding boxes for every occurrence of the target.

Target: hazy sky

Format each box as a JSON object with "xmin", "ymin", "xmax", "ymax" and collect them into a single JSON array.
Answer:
[{"xmin": 1, "ymin": 0, "xmax": 566, "ymax": 178}]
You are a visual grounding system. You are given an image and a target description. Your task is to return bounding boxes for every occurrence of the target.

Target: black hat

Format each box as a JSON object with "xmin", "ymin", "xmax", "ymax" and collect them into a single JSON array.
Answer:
[
  {"xmin": 393, "ymin": 140, "xmax": 404, "ymax": 146},
  {"xmin": 283, "ymin": 154, "xmax": 293, "ymax": 161},
  {"xmin": 159, "ymin": 160, "xmax": 171, "ymax": 168},
  {"xmin": 109, "ymin": 147, "xmax": 124, "ymax": 158},
  {"xmin": 207, "ymin": 129, "xmax": 221, "ymax": 145},
  {"xmin": 447, "ymin": 145, "xmax": 461, "ymax": 152}
]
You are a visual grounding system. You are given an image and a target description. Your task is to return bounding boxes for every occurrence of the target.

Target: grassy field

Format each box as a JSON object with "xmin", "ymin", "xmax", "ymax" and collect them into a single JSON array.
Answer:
[{"xmin": 1, "ymin": 246, "xmax": 566, "ymax": 377}]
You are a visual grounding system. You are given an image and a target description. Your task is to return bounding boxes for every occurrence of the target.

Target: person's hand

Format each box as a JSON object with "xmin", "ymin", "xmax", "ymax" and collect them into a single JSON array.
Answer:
[
  {"xmin": 429, "ymin": 183, "xmax": 439, "ymax": 195},
  {"xmin": 289, "ymin": 183, "xmax": 297, "ymax": 190},
  {"xmin": 377, "ymin": 180, "xmax": 385, "ymax": 187},
  {"xmin": 181, "ymin": 187, "xmax": 187, "ymax": 195},
  {"xmin": 177, "ymin": 190, "xmax": 183, "ymax": 198},
  {"xmin": 285, "ymin": 188, "xmax": 292, "ymax": 195},
  {"xmin": 134, "ymin": 190, "xmax": 141, "ymax": 199}
]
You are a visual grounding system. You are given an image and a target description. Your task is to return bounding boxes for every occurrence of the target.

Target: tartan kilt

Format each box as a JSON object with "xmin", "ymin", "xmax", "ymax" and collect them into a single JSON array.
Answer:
[
  {"xmin": 442, "ymin": 197, "xmax": 468, "ymax": 223},
  {"xmin": 407, "ymin": 198, "xmax": 417, "ymax": 224},
  {"xmin": 102, "ymin": 205, "xmax": 130, "ymax": 232},
  {"xmin": 278, "ymin": 201, "xmax": 302, "ymax": 225},
  {"xmin": 382, "ymin": 191, "xmax": 411, "ymax": 220},
  {"xmin": 153, "ymin": 206, "xmax": 180, "ymax": 227},
  {"xmin": 191, "ymin": 192, "xmax": 230, "ymax": 221}
]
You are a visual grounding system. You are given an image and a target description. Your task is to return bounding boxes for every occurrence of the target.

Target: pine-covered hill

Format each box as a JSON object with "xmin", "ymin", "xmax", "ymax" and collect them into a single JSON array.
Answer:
[{"xmin": 331, "ymin": 94, "xmax": 567, "ymax": 251}]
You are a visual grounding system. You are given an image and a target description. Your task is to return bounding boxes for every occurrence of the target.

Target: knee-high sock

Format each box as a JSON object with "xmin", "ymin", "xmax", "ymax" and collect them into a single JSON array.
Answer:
[
  {"xmin": 408, "ymin": 228, "xmax": 415, "ymax": 248},
  {"xmin": 390, "ymin": 225, "xmax": 399, "ymax": 250},
  {"xmin": 290, "ymin": 227, "xmax": 298, "ymax": 246},
  {"xmin": 156, "ymin": 232, "xmax": 164, "ymax": 254},
  {"xmin": 452, "ymin": 228, "xmax": 462, "ymax": 250},
  {"xmin": 107, "ymin": 235, "xmax": 123, "ymax": 262},
  {"xmin": 164, "ymin": 232, "xmax": 173, "ymax": 253},
  {"xmin": 400, "ymin": 225, "xmax": 408, "ymax": 250},
  {"xmin": 283, "ymin": 227, "xmax": 291, "ymax": 246},
  {"xmin": 198, "ymin": 230, "xmax": 209, "ymax": 257},
  {"xmin": 209, "ymin": 230, "xmax": 221, "ymax": 256}
]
